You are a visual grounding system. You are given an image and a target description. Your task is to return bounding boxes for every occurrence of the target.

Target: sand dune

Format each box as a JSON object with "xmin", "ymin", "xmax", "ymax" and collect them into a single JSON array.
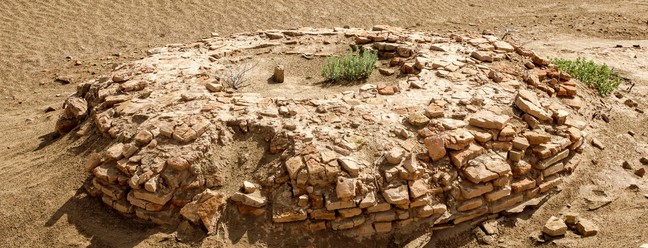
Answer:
[{"xmin": 1, "ymin": 0, "xmax": 646, "ymax": 94}]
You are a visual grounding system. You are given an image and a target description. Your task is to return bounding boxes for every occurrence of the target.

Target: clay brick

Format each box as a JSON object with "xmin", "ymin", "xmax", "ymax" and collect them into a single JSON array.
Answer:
[
  {"xmin": 310, "ymin": 209, "xmax": 336, "ymax": 220},
  {"xmin": 460, "ymin": 181, "xmax": 493, "ymax": 199},
  {"xmin": 454, "ymin": 206, "xmax": 488, "ymax": 224},
  {"xmin": 485, "ymin": 186, "xmax": 511, "ymax": 202},
  {"xmin": 374, "ymin": 211, "xmax": 397, "ymax": 222},
  {"xmin": 338, "ymin": 208, "xmax": 362, "ymax": 218},
  {"xmin": 367, "ymin": 203, "xmax": 392, "ymax": 213},
  {"xmin": 450, "ymin": 144, "xmax": 486, "ymax": 168},
  {"xmin": 489, "ymin": 194, "xmax": 524, "ymax": 213},
  {"xmin": 355, "ymin": 222, "xmax": 376, "ymax": 235},
  {"xmin": 543, "ymin": 162, "xmax": 565, "ymax": 177},
  {"xmin": 539, "ymin": 175, "xmax": 563, "ymax": 193},
  {"xmin": 374, "ymin": 222, "xmax": 393, "ymax": 233},
  {"xmin": 457, "ymin": 197, "xmax": 484, "ymax": 212},
  {"xmin": 308, "ymin": 221, "xmax": 327, "ymax": 231},
  {"xmin": 535, "ymin": 149, "xmax": 569, "ymax": 170},
  {"xmin": 511, "ymin": 178, "xmax": 536, "ymax": 193}
]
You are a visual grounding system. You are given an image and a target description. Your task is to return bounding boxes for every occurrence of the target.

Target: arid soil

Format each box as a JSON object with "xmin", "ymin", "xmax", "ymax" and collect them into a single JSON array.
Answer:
[{"xmin": 0, "ymin": 1, "xmax": 647, "ymax": 247}]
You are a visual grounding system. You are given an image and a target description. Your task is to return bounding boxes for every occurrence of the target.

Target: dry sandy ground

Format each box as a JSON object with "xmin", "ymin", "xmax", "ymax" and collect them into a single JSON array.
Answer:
[{"xmin": 1, "ymin": 0, "xmax": 648, "ymax": 247}]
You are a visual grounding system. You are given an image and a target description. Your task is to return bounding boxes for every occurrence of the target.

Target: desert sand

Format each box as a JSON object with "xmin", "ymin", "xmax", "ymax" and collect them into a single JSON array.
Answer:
[{"xmin": 0, "ymin": 0, "xmax": 647, "ymax": 247}]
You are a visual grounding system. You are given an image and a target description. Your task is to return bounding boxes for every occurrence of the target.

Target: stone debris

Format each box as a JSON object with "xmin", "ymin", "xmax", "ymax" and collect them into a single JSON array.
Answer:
[
  {"xmin": 640, "ymin": 157, "xmax": 648, "ymax": 165},
  {"xmin": 542, "ymin": 216, "xmax": 567, "ymax": 236},
  {"xmin": 481, "ymin": 219, "xmax": 499, "ymax": 235},
  {"xmin": 55, "ymin": 97, "xmax": 88, "ymax": 134},
  {"xmin": 242, "ymin": 181, "xmax": 257, "ymax": 193},
  {"xmin": 54, "ymin": 26, "xmax": 589, "ymax": 237},
  {"xmin": 575, "ymin": 218, "xmax": 599, "ymax": 237},
  {"xmin": 473, "ymin": 226, "xmax": 495, "ymax": 245},
  {"xmin": 273, "ymin": 65, "xmax": 285, "ymax": 83},
  {"xmin": 564, "ymin": 212, "xmax": 579, "ymax": 225},
  {"xmin": 591, "ymin": 138, "xmax": 605, "ymax": 150}
]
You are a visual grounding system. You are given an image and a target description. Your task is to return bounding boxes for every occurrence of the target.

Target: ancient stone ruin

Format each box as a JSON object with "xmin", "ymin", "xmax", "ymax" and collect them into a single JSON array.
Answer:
[{"xmin": 56, "ymin": 26, "xmax": 588, "ymax": 237}]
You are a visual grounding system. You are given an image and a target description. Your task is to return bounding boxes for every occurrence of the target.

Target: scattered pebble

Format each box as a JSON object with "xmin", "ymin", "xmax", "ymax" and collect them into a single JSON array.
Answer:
[
  {"xmin": 481, "ymin": 219, "xmax": 499, "ymax": 235},
  {"xmin": 54, "ymin": 76, "xmax": 72, "ymax": 85},
  {"xmin": 640, "ymin": 157, "xmax": 648, "ymax": 165},
  {"xmin": 601, "ymin": 113, "xmax": 609, "ymax": 123},
  {"xmin": 591, "ymin": 138, "xmax": 605, "ymax": 150},
  {"xmin": 529, "ymin": 231, "xmax": 546, "ymax": 243},
  {"xmin": 543, "ymin": 216, "xmax": 567, "ymax": 237},
  {"xmin": 614, "ymin": 91, "xmax": 623, "ymax": 98},
  {"xmin": 575, "ymin": 218, "xmax": 599, "ymax": 237},
  {"xmin": 564, "ymin": 212, "xmax": 579, "ymax": 225},
  {"xmin": 624, "ymin": 99, "xmax": 638, "ymax": 108}
]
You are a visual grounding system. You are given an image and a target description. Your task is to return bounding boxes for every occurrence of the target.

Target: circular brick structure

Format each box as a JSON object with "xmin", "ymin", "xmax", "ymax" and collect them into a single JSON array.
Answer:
[{"xmin": 56, "ymin": 26, "xmax": 588, "ymax": 238}]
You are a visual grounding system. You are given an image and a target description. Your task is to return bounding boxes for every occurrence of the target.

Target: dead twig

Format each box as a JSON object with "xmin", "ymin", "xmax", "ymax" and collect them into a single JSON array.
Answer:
[
  {"xmin": 221, "ymin": 62, "xmax": 258, "ymax": 90},
  {"xmin": 627, "ymin": 82, "xmax": 635, "ymax": 93}
]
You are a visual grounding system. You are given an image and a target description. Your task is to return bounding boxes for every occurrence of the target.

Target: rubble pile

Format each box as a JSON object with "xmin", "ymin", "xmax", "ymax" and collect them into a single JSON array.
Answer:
[{"xmin": 56, "ymin": 26, "xmax": 589, "ymax": 236}]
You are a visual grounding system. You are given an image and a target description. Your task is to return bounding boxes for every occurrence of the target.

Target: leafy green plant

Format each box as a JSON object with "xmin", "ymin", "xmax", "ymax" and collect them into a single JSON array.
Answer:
[
  {"xmin": 551, "ymin": 57, "xmax": 621, "ymax": 96},
  {"xmin": 321, "ymin": 49, "xmax": 378, "ymax": 82}
]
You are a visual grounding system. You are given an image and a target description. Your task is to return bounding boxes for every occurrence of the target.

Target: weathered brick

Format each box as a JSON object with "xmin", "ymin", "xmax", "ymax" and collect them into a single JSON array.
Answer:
[
  {"xmin": 512, "ymin": 137, "xmax": 530, "ymax": 150},
  {"xmin": 374, "ymin": 222, "xmax": 393, "ymax": 233},
  {"xmin": 382, "ymin": 185, "xmax": 410, "ymax": 205},
  {"xmin": 460, "ymin": 181, "xmax": 493, "ymax": 199},
  {"xmin": 325, "ymin": 193, "xmax": 356, "ymax": 211},
  {"xmin": 457, "ymin": 197, "xmax": 484, "ymax": 212},
  {"xmin": 489, "ymin": 194, "xmax": 524, "ymax": 213},
  {"xmin": 308, "ymin": 221, "xmax": 327, "ymax": 231},
  {"xmin": 409, "ymin": 178, "xmax": 430, "ymax": 198},
  {"xmin": 468, "ymin": 110, "xmax": 510, "ymax": 130},
  {"xmin": 339, "ymin": 208, "xmax": 362, "ymax": 218},
  {"xmin": 355, "ymin": 222, "xmax": 376, "ymax": 235},
  {"xmin": 272, "ymin": 208, "xmax": 308, "ymax": 223},
  {"xmin": 450, "ymin": 144, "xmax": 486, "ymax": 168},
  {"xmin": 133, "ymin": 188, "xmax": 173, "ymax": 205},
  {"xmin": 485, "ymin": 186, "xmax": 511, "ymax": 202},
  {"xmin": 543, "ymin": 162, "xmax": 565, "ymax": 177},
  {"xmin": 511, "ymin": 178, "xmax": 536, "ymax": 193},
  {"xmin": 454, "ymin": 206, "xmax": 488, "ymax": 224},
  {"xmin": 330, "ymin": 216, "xmax": 365, "ymax": 230},
  {"xmin": 463, "ymin": 161, "xmax": 498, "ymax": 184},
  {"xmin": 374, "ymin": 211, "xmax": 397, "ymax": 222},
  {"xmin": 367, "ymin": 202, "xmax": 392, "ymax": 213},
  {"xmin": 310, "ymin": 209, "xmax": 336, "ymax": 220},
  {"xmin": 535, "ymin": 149, "xmax": 569, "ymax": 169},
  {"xmin": 539, "ymin": 175, "xmax": 563, "ymax": 193},
  {"xmin": 416, "ymin": 203, "xmax": 447, "ymax": 218}
]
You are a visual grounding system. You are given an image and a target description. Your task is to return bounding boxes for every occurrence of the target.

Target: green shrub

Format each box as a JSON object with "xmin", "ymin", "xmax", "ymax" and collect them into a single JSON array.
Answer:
[
  {"xmin": 321, "ymin": 49, "xmax": 378, "ymax": 82},
  {"xmin": 551, "ymin": 57, "xmax": 621, "ymax": 96}
]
